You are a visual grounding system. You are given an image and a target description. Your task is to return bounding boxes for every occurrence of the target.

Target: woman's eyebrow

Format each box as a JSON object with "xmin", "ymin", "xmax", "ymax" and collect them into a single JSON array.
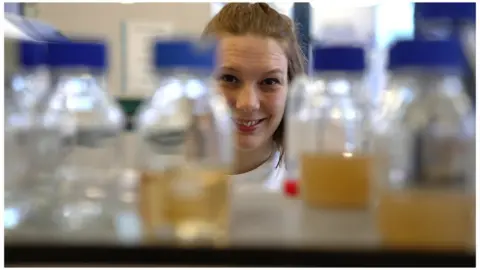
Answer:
[
  {"xmin": 218, "ymin": 66, "xmax": 285, "ymax": 77},
  {"xmin": 218, "ymin": 66, "xmax": 240, "ymax": 73},
  {"xmin": 263, "ymin": 68, "xmax": 284, "ymax": 76}
]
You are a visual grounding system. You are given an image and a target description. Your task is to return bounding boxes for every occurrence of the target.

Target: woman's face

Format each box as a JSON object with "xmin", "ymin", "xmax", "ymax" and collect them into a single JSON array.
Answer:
[{"xmin": 216, "ymin": 35, "xmax": 288, "ymax": 152}]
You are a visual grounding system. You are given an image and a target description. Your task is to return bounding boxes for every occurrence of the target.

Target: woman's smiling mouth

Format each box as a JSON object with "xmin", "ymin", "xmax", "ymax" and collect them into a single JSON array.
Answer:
[{"xmin": 233, "ymin": 118, "xmax": 267, "ymax": 133}]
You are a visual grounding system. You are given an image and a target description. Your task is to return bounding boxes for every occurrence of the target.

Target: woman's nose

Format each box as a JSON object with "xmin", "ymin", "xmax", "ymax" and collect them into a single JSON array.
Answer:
[{"xmin": 236, "ymin": 84, "xmax": 260, "ymax": 112}]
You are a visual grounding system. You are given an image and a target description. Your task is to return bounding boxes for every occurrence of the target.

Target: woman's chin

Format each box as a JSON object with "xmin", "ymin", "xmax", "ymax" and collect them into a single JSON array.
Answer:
[{"xmin": 235, "ymin": 136, "xmax": 263, "ymax": 152}]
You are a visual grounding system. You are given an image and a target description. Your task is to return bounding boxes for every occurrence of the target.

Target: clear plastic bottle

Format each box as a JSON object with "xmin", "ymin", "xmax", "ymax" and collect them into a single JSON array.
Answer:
[
  {"xmin": 288, "ymin": 45, "xmax": 371, "ymax": 209},
  {"xmin": 373, "ymin": 39, "xmax": 475, "ymax": 251},
  {"xmin": 43, "ymin": 40, "xmax": 125, "ymax": 238},
  {"xmin": 136, "ymin": 39, "xmax": 233, "ymax": 243},
  {"xmin": 4, "ymin": 41, "xmax": 48, "ymax": 231}
]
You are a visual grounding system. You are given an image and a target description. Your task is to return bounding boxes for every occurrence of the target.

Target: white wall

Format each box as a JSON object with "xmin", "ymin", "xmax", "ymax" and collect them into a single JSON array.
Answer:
[
  {"xmin": 311, "ymin": 3, "xmax": 414, "ymax": 49},
  {"xmin": 312, "ymin": 5, "xmax": 376, "ymax": 46},
  {"xmin": 33, "ymin": 3, "xmax": 212, "ymax": 97}
]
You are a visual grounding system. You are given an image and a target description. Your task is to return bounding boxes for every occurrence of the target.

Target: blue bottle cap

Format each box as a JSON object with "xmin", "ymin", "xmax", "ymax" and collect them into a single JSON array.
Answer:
[
  {"xmin": 388, "ymin": 39, "xmax": 464, "ymax": 70},
  {"xmin": 312, "ymin": 45, "xmax": 365, "ymax": 72},
  {"xmin": 415, "ymin": 3, "xmax": 476, "ymax": 23},
  {"xmin": 154, "ymin": 40, "xmax": 216, "ymax": 71},
  {"xmin": 47, "ymin": 40, "xmax": 107, "ymax": 69},
  {"xmin": 19, "ymin": 41, "xmax": 47, "ymax": 67}
]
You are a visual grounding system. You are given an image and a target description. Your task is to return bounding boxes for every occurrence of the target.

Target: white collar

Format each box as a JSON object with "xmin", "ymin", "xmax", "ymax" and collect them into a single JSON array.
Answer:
[{"xmin": 230, "ymin": 150, "xmax": 285, "ymax": 192}]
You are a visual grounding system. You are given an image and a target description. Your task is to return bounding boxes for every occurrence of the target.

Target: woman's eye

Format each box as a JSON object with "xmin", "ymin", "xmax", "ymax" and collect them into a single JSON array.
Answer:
[
  {"xmin": 219, "ymin": 74, "xmax": 239, "ymax": 83},
  {"xmin": 261, "ymin": 78, "xmax": 280, "ymax": 86}
]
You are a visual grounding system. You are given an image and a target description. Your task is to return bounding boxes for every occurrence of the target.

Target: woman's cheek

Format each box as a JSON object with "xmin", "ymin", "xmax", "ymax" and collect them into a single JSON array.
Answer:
[{"xmin": 268, "ymin": 88, "xmax": 288, "ymax": 115}]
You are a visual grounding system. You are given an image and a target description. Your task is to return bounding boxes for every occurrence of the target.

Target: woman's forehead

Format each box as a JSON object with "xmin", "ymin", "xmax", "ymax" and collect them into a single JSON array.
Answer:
[{"xmin": 217, "ymin": 35, "xmax": 288, "ymax": 72}]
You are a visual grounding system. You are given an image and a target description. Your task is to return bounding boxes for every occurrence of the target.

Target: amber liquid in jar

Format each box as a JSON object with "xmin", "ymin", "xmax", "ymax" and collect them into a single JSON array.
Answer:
[
  {"xmin": 377, "ymin": 189, "xmax": 475, "ymax": 251},
  {"xmin": 139, "ymin": 166, "xmax": 230, "ymax": 244},
  {"xmin": 301, "ymin": 153, "xmax": 371, "ymax": 209}
]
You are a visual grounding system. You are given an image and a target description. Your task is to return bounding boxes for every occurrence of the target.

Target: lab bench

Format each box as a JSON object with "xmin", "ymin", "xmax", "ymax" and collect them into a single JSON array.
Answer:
[
  {"xmin": 5, "ymin": 133, "xmax": 475, "ymax": 267},
  {"xmin": 4, "ymin": 190, "xmax": 475, "ymax": 267}
]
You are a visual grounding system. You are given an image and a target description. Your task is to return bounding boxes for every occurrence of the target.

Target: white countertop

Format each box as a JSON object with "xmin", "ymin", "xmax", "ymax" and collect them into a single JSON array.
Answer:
[
  {"xmin": 6, "ymin": 184, "xmax": 380, "ymax": 250},
  {"xmin": 5, "ymin": 133, "xmax": 381, "ymax": 249},
  {"xmin": 229, "ymin": 190, "xmax": 380, "ymax": 249}
]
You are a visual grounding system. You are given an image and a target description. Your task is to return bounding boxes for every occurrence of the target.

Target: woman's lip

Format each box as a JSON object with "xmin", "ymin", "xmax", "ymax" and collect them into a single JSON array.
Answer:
[
  {"xmin": 232, "ymin": 118, "xmax": 267, "ymax": 121},
  {"xmin": 234, "ymin": 118, "xmax": 265, "ymax": 133},
  {"xmin": 232, "ymin": 118, "xmax": 267, "ymax": 126}
]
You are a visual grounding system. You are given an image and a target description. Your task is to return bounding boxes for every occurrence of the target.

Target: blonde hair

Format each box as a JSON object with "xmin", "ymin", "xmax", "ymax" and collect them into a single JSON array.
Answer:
[{"xmin": 202, "ymin": 3, "xmax": 307, "ymax": 166}]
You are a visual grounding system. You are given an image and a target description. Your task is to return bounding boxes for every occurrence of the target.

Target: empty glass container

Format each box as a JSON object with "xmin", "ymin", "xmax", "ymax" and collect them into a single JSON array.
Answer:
[{"xmin": 42, "ymin": 40, "xmax": 125, "ymax": 239}]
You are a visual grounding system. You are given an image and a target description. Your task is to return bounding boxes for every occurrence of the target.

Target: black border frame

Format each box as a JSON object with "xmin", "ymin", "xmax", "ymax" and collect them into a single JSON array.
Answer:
[{"xmin": 5, "ymin": 245, "xmax": 475, "ymax": 267}]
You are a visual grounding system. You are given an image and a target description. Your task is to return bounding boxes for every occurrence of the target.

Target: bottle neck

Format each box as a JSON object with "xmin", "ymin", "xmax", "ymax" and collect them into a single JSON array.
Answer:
[
  {"xmin": 391, "ymin": 68, "xmax": 464, "ymax": 97},
  {"xmin": 151, "ymin": 70, "xmax": 213, "ymax": 108},
  {"xmin": 51, "ymin": 67, "xmax": 105, "ymax": 82},
  {"xmin": 313, "ymin": 72, "xmax": 366, "ymax": 105},
  {"xmin": 47, "ymin": 68, "xmax": 111, "ymax": 113},
  {"xmin": 51, "ymin": 68, "xmax": 106, "ymax": 94}
]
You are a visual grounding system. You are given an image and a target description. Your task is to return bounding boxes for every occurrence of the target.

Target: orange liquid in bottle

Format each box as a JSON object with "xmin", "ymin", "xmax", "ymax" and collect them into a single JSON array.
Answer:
[
  {"xmin": 139, "ymin": 169, "xmax": 178, "ymax": 242},
  {"xmin": 301, "ymin": 153, "xmax": 371, "ymax": 209},
  {"xmin": 377, "ymin": 190, "xmax": 475, "ymax": 251},
  {"xmin": 139, "ymin": 167, "xmax": 230, "ymax": 244}
]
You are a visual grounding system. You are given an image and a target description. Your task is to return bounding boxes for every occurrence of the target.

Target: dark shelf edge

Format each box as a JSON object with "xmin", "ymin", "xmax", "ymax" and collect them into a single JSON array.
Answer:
[{"xmin": 5, "ymin": 244, "xmax": 475, "ymax": 267}]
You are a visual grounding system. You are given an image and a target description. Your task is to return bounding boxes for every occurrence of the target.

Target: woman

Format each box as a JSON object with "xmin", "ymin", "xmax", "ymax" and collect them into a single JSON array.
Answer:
[{"xmin": 203, "ymin": 3, "xmax": 306, "ymax": 190}]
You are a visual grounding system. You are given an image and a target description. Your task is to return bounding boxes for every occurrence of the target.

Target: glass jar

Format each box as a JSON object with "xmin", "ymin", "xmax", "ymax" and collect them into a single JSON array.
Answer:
[
  {"xmin": 373, "ymin": 39, "xmax": 475, "ymax": 251},
  {"xmin": 135, "ymin": 39, "xmax": 233, "ymax": 244},
  {"xmin": 288, "ymin": 45, "xmax": 372, "ymax": 209},
  {"xmin": 43, "ymin": 40, "xmax": 126, "ymax": 239}
]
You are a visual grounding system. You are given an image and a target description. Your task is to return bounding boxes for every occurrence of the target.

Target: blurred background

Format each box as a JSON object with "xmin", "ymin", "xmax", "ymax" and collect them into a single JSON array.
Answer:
[{"xmin": 5, "ymin": 2, "xmax": 415, "ymax": 99}]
